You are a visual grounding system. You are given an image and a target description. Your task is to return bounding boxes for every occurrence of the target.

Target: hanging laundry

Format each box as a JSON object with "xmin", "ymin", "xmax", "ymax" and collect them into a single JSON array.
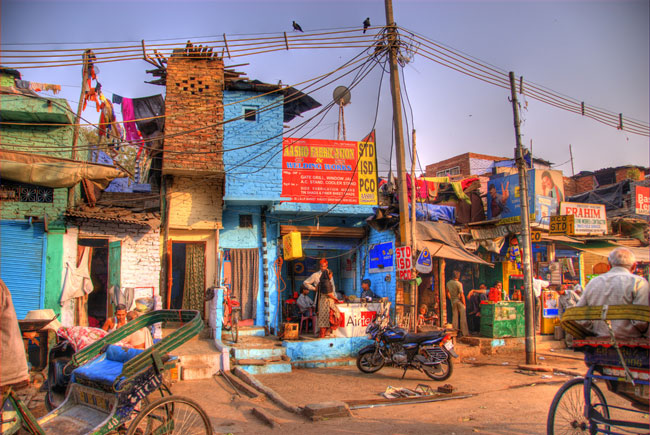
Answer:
[
  {"xmin": 132, "ymin": 95, "xmax": 165, "ymax": 136},
  {"xmin": 112, "ymin": 93, "xmax": 123, "ymax": 104},
  {"xmin": 14, "ymin": 79, "xmax": 30, "ymax": 90},
  {"xmin": 110, "ymin": 285, "xmax": 134, "ymax": 310},
  {"xmin": 60, "ymin": 248, "xmax": 94, "ymax": 305},
  {"xmin": 120, "ymin": 97, "xmax": 142, "ymax": 143},
  {"xmin": 450, "ymin": 181, "xmax": 471, "ymax": 204},
  {"xmin": 98, "ymin": 94, "xmax": 123, "ymax": 141}
]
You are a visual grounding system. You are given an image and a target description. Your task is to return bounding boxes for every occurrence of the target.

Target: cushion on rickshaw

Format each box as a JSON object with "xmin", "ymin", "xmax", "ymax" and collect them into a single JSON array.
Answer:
[{"xmin": 72, "ymin": 345, "xmax": 144, "ymax": 388}]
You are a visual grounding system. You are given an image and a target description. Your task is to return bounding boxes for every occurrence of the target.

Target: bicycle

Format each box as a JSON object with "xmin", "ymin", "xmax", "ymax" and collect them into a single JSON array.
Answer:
[{"xmin": 220, "ymin": 285, "xmax": 240, "ymax": 343}]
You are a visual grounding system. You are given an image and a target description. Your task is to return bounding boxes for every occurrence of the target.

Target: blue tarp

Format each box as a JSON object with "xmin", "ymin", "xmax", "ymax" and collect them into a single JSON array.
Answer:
[{"xmin": 410, "ymin": 203, "xmax": 456, "ymax": 224}]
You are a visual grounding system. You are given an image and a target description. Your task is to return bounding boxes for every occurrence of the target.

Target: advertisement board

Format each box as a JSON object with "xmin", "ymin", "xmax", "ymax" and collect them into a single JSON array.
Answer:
[
  {"xmin": 369, "ymin": 242, "xmax": 394, "ymax": 273},
  {"xmin": 281, "ymin": 138, "xmax": 377, "ymax": 205},
  {"xmin": 635, "ymin": 185, "xmax": 649, "ymax": 215},
  {"xmin": 560, "ymin": 202, "xmax": 607, "ymax": 234},
  {"xmin": 486, "ymin": 169, "xmax": 564, "ymax": 226},
  {"xmin": 396, "ymin": 246, "xmax": 412, "ymax": 280},
  {"xmin": 333, "ymin": 303, "xmax": 381, "ymax": 337}
]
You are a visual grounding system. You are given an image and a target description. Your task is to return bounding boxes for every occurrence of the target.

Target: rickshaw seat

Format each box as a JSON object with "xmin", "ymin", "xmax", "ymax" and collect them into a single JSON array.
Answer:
[{"xmin": 72, "ymin": 345, "xmax": 144, "ymax": 388}]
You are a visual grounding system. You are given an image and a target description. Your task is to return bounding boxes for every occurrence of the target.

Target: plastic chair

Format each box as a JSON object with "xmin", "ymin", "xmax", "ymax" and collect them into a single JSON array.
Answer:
[{"xmin": 299, "ymin": 307, "xmax": 318, "ymax": 336}]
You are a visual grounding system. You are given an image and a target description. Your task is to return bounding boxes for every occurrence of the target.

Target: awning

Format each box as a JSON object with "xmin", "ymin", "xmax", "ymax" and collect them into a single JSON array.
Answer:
[
  {"xmin": 0, "ymin": 150, "xmax": 125, "ymax": 190},
  {"xmin": 561, "ymin": 241, "xmax": 649, "ymax": 263},
  {"xmin": 542, "ymin": 235, "xmax": 584, "ymax": 244},
  {"xmin": 416, "ymin": 239, "xmax": 492, "ymax": 265},
  {"xmin": 415, "ymin": 221, "xmax": 492, "ymax": 265}
]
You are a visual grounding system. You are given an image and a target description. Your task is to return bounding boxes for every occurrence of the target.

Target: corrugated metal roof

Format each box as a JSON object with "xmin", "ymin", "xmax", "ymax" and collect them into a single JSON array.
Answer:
[{"xmin": 65, "ymin": 206, "xmax": 160, "ymax": 228}]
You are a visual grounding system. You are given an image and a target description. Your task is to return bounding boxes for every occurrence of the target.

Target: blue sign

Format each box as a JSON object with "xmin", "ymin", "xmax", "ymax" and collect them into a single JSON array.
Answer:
[
  {"xmin": 416, "ymin": 247, "xmax": 433, "ymax": 273},
  {"xmin": 369, "ymin": 241, "xmax": 394, "ymax": 273}
]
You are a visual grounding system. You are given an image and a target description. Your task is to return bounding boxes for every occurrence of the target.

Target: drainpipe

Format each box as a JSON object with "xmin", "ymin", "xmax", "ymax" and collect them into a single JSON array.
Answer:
[{"xmin": 261, "ymin": 207, "xmax": 270, "ymax": 333}]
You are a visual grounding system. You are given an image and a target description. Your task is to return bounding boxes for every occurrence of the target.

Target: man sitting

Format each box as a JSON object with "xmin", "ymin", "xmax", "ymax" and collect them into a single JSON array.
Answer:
[
  {"xmin": 120, "ymin": 311, "xmax": 153, "ymax": 349},
  {"xmin": 296, "ymin": 285, "xmax": 314, "ymax": 314},
  {"xmin": 576, "ymin": 247, "xmax": 649, "ymax": 338},
  {"xmin": 360, "ymin": 279, "xmax": 377, "ymax": 301}
]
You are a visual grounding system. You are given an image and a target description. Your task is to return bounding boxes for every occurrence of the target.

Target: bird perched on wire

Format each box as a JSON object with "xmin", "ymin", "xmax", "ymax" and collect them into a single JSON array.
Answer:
[
  {"xmin": 292, "ymin": 21, "xmax": 303, "ymax": 32},
  {"xmin": 363, "ymin": 17, "xmax": 371, "ymax": 33}
]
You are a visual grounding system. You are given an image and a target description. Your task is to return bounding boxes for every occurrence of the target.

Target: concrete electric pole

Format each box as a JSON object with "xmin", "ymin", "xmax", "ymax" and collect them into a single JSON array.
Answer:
[{"xmin": 509, "ymin": 71, "xmax": 536, "ymax": 365}]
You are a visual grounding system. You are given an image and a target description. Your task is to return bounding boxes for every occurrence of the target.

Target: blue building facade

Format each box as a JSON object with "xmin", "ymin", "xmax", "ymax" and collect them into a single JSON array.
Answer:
[{"xmin": 219, "ymin": 85, "xmax": 396, "ymax": 333}]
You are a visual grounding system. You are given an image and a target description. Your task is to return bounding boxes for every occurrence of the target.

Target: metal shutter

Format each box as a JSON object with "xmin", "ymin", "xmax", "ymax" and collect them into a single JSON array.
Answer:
[{"xmin": 0, "ymin": 220, "xmax": 47, "ymax": 319}]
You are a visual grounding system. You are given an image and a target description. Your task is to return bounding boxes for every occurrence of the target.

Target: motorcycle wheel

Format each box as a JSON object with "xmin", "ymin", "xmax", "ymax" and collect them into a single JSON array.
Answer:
[
  {"xmin": 422, "ymin": 355, "xmax": 453, "ymax": 381},
  {"xmin": 356, "ymin": 349, "xmax": 385, "ymax": 373}
]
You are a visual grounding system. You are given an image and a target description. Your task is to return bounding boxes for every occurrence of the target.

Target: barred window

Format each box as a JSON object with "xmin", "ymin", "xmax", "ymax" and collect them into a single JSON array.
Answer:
[{"xmin": 0, "ymin": 180, "xmax": 53, "ymax": 203}]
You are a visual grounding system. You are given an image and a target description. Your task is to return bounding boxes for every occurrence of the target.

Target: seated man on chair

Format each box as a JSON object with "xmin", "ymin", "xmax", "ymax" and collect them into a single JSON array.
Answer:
[
  {"xmin": 296, "ymin": 285, "xmax": 315, "ymax": 315},
  {"xmin": 576, "ymin": 247, "xmax": 649, "ymax": 338}
]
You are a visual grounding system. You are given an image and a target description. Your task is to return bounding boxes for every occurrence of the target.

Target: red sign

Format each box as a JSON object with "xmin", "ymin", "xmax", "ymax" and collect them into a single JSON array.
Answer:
[
  {"xmin": 635, "ymin": 186, "xmax": 649, "ymax": 215},
  {"xmin": 396, "ymin": 246, "xmax": 412, "ymax": 280},
  {"xmin": 281, "ymin": 138, "xmax": 377, "ymax": 205}
]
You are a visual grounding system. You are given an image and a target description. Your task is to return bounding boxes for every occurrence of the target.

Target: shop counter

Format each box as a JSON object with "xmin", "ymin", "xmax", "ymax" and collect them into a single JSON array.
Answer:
[
  {"xmin": 332, "ymin": 302, "xmax": 382, "ymax": 338},
  {"xmin": 480, "ymin": 301, "xmax": 524, "ymax": 338}
]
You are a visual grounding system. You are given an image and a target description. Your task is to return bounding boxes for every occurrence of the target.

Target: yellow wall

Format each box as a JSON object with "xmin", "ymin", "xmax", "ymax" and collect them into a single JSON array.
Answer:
[{"xmin": 168, "ymin": 176, "xmax": 223, "ymax": 230}]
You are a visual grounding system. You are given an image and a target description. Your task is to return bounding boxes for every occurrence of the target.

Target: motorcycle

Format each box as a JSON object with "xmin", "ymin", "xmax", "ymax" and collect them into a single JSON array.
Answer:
[{"xmin": 356, "ymin": 315, "xmax": 458, "ymax": 380}]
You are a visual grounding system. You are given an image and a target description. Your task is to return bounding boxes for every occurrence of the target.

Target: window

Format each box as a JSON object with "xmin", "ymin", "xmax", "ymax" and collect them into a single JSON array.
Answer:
[
  {"xmin": 0, "ymin": 180, "xmax": 53, "ymax": 203},
  {"xmin": 243, "ymin": 107, "xmax": 257, "ymax": 122},
  {"xmin": 239, "ymin": 214, "xmax": 253, "ymax": 228},
  {"xmin": 436, "ymin": 166, "xmax": 460, "ymax": 177}
]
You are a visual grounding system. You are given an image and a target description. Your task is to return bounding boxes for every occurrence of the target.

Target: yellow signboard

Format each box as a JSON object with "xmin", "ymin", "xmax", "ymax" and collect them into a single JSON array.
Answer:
[
  {"xmin": 357, "ymin": 141, "xmax": 378, "ymax": 205},
  {"xmin": 531, "ymin": 230, "xmax": 542, "ymax": 242},
  {"xmin": 283, "ymin": 231, "xmax": 303, "ymax": 260},
  {"xmin": 549, "ymin": 215, "xmax": 575, "ymax": 236}
]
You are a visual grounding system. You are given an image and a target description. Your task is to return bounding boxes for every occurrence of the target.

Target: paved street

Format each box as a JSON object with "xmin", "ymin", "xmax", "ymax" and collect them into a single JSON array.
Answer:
[{"xmin": 170, "ymin": 350, "xmax": 645, "ymax": 434}]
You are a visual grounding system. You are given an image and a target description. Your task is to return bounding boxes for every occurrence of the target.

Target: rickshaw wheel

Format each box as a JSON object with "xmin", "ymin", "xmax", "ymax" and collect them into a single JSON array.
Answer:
[
  {"xmin": 126, "ymin": 395, "xmax": 211, "ymax": 435},
  {"xmin": 547, "ymin": 378, "xmax": 609, "ymax": 435}
]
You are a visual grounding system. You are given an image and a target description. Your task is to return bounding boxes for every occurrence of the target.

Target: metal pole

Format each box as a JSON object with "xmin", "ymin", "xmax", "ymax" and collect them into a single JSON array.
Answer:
[
  {"xmin": 68, "ymin": 50, "xmax": 89, "ymax": 208},
  {"xmin": 385, "ymin": 0, "xmax": 413, "ymax": 328},
  {"xmin": 508, "ymin": 72, "xmax": 536, "ymax": 365},
  {"xmin": 411, "ymin": 129, "xmax": 418, "ymax": 332}
]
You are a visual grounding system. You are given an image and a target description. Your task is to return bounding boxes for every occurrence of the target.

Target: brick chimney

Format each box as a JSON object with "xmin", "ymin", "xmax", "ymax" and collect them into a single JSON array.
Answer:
[{"xmin": 163, "ymin": 54, "xmax": 224, "ymax": 175}]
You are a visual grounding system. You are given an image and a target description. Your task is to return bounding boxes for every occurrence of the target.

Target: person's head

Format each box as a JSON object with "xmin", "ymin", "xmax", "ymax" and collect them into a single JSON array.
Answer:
[
  {"xmin": 557, "ymin": 286, "xmax": 566, "ymax": 295},
  {"xmin": 419, "ymin": 304, "xmax": 428, "ymax": 315},
  {"xmin": 301, "ymin": 285, "xmax": 310, "ymax": 295},
  {"xmin": 573, "ymin": 284, "xmax": 583, "ymax": 295},
  {"xmin": 495, "ymin": 281, "xmax": 502, "ymax": 290},
  {"xmin": 608, "ymin": 247, "xmax": 636, "ymax": 271},
  {"xmin": 127, "ymin": 311, "xmax": 139, "ymax": 322},
  {"xmin": 489, "ymin": 184, "xmax": 497, "ymax": 199},
  {"xmin": 452, "ymin": 270, "xmax": 461, "ymax": 280},
  {"xmin": 115, "ymin": 304, "xmax": 127, "ymax": 323},
  {"xmin": 361, "ymin": 279, "xmax": 371, "ymax": 291},
  {"xmin": 319, "ymin": 258, "xmax": 329, "ymax": 271},
  {"xmin": 541, "ymin": 171, "xmax": 554, "ymax": 190},
  {"xmin": 479, "ymin": 284, "xmax": 487, "ymax": 290}
]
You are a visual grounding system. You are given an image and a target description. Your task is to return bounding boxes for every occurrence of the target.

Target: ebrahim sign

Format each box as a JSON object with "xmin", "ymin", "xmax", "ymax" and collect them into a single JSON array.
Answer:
[{"xmin": 560, "ymin": 202, "xmax": 607, "ymax": 235}]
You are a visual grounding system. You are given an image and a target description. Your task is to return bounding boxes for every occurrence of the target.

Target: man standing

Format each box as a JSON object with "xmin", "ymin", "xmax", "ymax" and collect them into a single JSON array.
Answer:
[
  {"xmin": 303, "ymin": 258, "xmax": 336, "ymax": 294},
  {"xmin": 576, "ymin": 247, "xmax": 649, "ymax": 338},
  {"xmin": 304, "ymin": 258, "xmax": 338, "ymax": 338},
  {"xmin": 467, "ymin": 284, "xmax": 488, "ymax": 334},
  {"xmin": 532, "ymin": 276, "xmax": 550, "ymax": 331},
  {"xmin": 446, "ymin": 270, "xmax": 469, "ymax": 337},
  {"xmin": 0, "ymin": 279, "xmax": 29, "ymax": 392}
]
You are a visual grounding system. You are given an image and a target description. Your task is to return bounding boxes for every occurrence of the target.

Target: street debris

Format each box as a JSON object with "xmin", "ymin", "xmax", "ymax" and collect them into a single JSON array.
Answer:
[
  {"xmin": 437, "ymin": 384, "xmax": 455, "ymax": 394},
  {"xmin": 303, "ymin": 401, "xmax": 352, "ymax": 421}
]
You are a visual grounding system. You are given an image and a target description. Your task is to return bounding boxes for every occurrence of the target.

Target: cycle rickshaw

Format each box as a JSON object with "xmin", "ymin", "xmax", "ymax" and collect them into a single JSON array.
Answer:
[
  {"xmin": 1, "ymin": 310, "xmax": 212, "ymax": 435},
  {"xmin": 547, "ymin": 304, "xmax": 649, "ymax": 435}
]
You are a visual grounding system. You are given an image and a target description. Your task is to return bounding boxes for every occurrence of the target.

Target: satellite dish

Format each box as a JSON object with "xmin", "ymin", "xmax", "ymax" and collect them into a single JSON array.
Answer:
[{"xmin": 333, "ymin": 86, "xmax": 351, "ymax": 106}]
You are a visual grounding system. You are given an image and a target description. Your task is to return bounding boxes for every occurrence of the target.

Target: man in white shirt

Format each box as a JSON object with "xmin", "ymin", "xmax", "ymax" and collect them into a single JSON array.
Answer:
[
  {"xmin": 303, "ymin": 258, "xmax": 336, "ymax": 294},
  {"xmin": 576, "ymin": 247, "xmax": 649, "ymax": 338},
  {"xmin": 532, "ymin": 276, "xmax": 550, "ymax": 330},
  {"xmin": 296, "ymin": 286, "xmax": 314, "ymax": 314}
]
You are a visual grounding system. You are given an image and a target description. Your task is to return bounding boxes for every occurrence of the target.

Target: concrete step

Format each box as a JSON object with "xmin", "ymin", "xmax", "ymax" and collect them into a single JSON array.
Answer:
[
  {"xmin": 291, "ymin": 357, "xmax": 356, "ymax": 369},
  {"xmin": 228, "ymin": 335, "xmax": 287, "ymax": 360},
  {"xmin": 181, "ymin": 364, "xmax": 216, "ymax": 380},
  {"xmin": 221, "ymin": 326, "xmax": 265, "ymax": 343},
  {"xmin": 235, "ymin": 360, "xmax": 292, "ymax": 375}
]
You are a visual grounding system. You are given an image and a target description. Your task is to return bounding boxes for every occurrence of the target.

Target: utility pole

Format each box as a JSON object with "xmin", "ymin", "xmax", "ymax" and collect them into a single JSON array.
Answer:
[
  {"xmin": 384, "ymin": 0, "xmax": 413, "ymax": 328},
  {"xmin": 569, "ymin": 144, "xmax": 575, "ymax": 177},
  {"xmin": 410, "ymin": 129, "xmax": 417, "ymax": 332},
  {"xmin": 509, "ymin": 72, "xmax": 536, "ymax": 365},
  {"xmin": 68, "ymin": 50, "xmax": 90, "ymax": 208}
]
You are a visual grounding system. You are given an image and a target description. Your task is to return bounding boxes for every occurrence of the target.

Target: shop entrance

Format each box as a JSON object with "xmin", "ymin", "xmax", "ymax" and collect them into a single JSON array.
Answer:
[
  {"xmin": 167, "ymin": 241, "xmax": 206, "ymax": 314},
  {"xmin": 78, "ymin": 238, "xmax": 109, "ymax": 327}
]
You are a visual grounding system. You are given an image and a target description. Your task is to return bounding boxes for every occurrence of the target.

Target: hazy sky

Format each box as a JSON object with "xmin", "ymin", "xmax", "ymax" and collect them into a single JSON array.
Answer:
[{"xmin": 2, "ymin": 0, "xmax": 648, "ymax": 176}]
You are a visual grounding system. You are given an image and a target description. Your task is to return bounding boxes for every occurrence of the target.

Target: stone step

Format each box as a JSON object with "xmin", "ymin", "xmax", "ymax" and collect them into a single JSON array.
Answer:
[
  {"xmin": 181, "ymin": 364, "xmax": 216, "ymax": 380},
  {"xmin": 232, "ymin": 345, "xmax": 286, "ymax": 361},
  {"xmin": 221, "ymin": 326, "xmax": 266, "ymax": 343},
  {"xmin": 291, "ymin": 357, "xmax": 356, "ymax": 369},
  {"xmin": 235, "ymin": 361, "xmax": 292, "ymax": 375}
]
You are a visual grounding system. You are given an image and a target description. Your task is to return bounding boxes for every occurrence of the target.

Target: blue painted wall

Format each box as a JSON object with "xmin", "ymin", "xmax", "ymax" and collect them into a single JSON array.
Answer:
[
  {"xmin": 223, "ymin": 90, "xmax": 284, "ymax": 203},
  {"xmin": 357, "ymin": 227, "xmax": 397, "ymax": 316}
]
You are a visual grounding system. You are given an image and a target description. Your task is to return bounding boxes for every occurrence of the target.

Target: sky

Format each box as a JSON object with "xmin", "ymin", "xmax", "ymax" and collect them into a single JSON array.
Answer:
[{"xmin": 1, "ymin": 0, "xmax": 648, "ymax": 177}]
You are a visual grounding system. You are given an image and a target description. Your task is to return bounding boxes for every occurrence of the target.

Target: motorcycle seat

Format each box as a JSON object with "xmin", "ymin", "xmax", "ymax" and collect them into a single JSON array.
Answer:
[{"xmin": 404, "ymin": 330, "xmax": 446, "ymax": 343}]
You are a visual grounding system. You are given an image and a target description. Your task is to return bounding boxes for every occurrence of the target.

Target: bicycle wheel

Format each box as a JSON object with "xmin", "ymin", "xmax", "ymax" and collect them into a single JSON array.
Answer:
[
  {"xmin": 231, "ymin": 309, "xmax": 239, "ymax": 343},
  {"xmin": 126, "ymin": 395, "xmax": 212, "ymax": 435},
  {"xmin": 547, "ymin": 378, "xmax": 609, "ymax": 435}
]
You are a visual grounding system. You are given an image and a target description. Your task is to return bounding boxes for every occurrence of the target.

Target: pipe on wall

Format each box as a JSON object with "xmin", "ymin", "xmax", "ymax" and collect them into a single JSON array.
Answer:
[{"xmin": 261, "ymin": 207, "xmax": 270, "ymax": 332}]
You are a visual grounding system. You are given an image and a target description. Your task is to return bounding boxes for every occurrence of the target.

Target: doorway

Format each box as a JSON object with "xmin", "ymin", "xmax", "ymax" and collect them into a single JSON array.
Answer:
[
  {"xmin": 167, "ymin": 242, "xmax": 206, "ymax": 313},
  {"xmin": 78, "ymin": 238, "xmax": 109, "ymax": 327}
]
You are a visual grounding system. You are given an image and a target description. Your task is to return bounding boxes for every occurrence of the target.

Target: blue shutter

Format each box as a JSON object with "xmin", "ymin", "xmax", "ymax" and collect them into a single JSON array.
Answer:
[{"xmin": 0, "ymin": 220, "xmax": 47, "ymax": 318}]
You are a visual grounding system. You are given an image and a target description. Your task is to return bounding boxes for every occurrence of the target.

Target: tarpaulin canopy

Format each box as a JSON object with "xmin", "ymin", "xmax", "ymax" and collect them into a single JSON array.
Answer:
[
  {"xmin": 0, "ymin": 150, "xmax": 125, "ymax": 189},
  {"xmin": 561, "ymin": 241, "xmax": 649, "ymax": 263},
  {"xmin": 415, "ymin": 221, "xmax": 492, "ymax": 265}
]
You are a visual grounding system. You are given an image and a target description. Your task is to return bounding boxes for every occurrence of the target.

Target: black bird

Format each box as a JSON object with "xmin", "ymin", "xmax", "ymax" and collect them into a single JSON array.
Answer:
[
  {"xmin": 292, "ymin": 21, "xmax": 303, "ymax": 32},
  {"xmin": 363, "ymin": 17, "xmax": 371, "ymax": 33}
]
